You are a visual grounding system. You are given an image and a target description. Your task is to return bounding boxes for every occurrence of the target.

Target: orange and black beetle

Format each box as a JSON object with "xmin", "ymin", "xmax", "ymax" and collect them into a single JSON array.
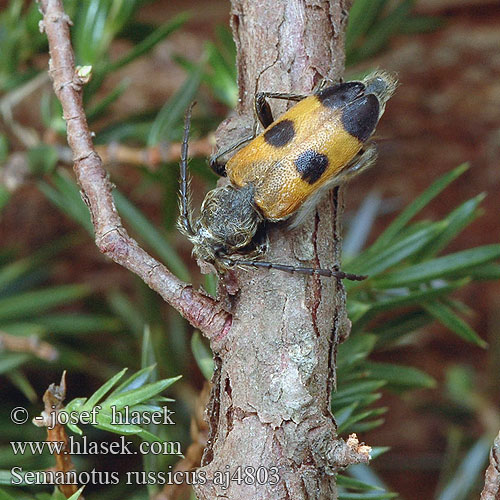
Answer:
[{"xmin": 178, "ymin": 71, "xmax": 397, "ymax": 279}]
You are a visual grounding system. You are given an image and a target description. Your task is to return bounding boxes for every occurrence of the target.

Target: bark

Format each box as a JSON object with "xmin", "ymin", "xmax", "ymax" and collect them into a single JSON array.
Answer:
[
  {"xmin": 194, "ymin": 2, "xmax": 369, "ymax": 499},
  {"xmin": 480, "ymin": 431, "xmax": 500, "ymax": 500}
]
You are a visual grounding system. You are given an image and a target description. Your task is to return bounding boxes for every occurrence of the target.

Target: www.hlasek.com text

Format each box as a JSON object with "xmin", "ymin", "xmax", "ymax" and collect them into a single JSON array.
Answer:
[{"xmin": 11, "ymin": 435, "xmax": 181, "ymax": 456}]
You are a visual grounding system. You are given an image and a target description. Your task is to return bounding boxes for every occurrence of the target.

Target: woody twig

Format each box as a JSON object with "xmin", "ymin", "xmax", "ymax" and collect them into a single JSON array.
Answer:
[
  {"xmin": 0, "ymin": 330, "xmax": 58, "ymax": 361},
  {"xmin": 37, "ymin": 0, "xmax": 231, "ymax": 342},
  {"xmin": 33, "ymin": 372, "xmax": 78, "ymax": 499}
]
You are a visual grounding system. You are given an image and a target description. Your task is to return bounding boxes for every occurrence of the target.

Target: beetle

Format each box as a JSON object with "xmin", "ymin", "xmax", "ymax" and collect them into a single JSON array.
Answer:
[{"xmin": 178, "ymin": 71, "xmax": 397, "ymax": 279}]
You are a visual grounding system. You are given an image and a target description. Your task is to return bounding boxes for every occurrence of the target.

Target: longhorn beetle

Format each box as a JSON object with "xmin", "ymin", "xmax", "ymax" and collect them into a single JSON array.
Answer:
[{"xmin": 178, "ymin": 71, "xmax": 397, "ymax": 279}]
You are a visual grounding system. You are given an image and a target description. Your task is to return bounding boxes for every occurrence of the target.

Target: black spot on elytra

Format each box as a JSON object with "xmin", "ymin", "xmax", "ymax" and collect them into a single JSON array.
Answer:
[
  {"xmin": 317, "ymin": 82, "xmax": 365, "ymax": 109},
  {"xmin": 263, "ymin": 119, "xmax": 295, "ymax": 147},
  {"xmin": 341, "ymin": 94, "xmax": 380, "ymax": 142},
  {"xmin": 295, "ymin": 150, "xmax": 329, "ymax": 184}
]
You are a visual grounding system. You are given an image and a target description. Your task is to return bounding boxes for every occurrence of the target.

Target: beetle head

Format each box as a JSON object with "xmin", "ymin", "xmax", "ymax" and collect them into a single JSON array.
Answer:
[{"xmin": 189, "ymin": 184, "xmax": 262, "ymax": 269}]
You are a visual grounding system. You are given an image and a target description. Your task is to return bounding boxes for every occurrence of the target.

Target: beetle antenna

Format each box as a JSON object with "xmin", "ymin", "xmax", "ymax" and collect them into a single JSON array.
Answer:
[
  {"xmin": 223, "ymin": 258, "xmax": 366, "ymax": 281},
  {"xmin": 178, "ymin": 102, "xmax": 196, "ymax": 237}
]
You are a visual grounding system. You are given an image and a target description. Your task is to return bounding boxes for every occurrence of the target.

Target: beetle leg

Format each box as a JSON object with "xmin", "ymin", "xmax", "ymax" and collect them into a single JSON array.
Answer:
[
  {"xmin": 254, "ymin": 91, "xmax": 308, "ymax": 128},
  {"xmin": 178, "ymin": 102, "xmax": 196, "ymax": 237},
  {"xmin": 313, "ymin": 76, "xmax": 342, "ymax": 93},
  {"xmin": 209, "ymin": 134, "xmax": 255, "ymax": 177}
]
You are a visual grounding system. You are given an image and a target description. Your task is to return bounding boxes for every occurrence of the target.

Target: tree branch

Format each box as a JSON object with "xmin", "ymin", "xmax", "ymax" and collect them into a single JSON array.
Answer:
[
  {"xmin": 0, "ymin": 330, "xmax": 58, "ymax": 361},
  {"xmin": 37, "ymin": 0, "xmax": 231, "ymax": 342}
]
